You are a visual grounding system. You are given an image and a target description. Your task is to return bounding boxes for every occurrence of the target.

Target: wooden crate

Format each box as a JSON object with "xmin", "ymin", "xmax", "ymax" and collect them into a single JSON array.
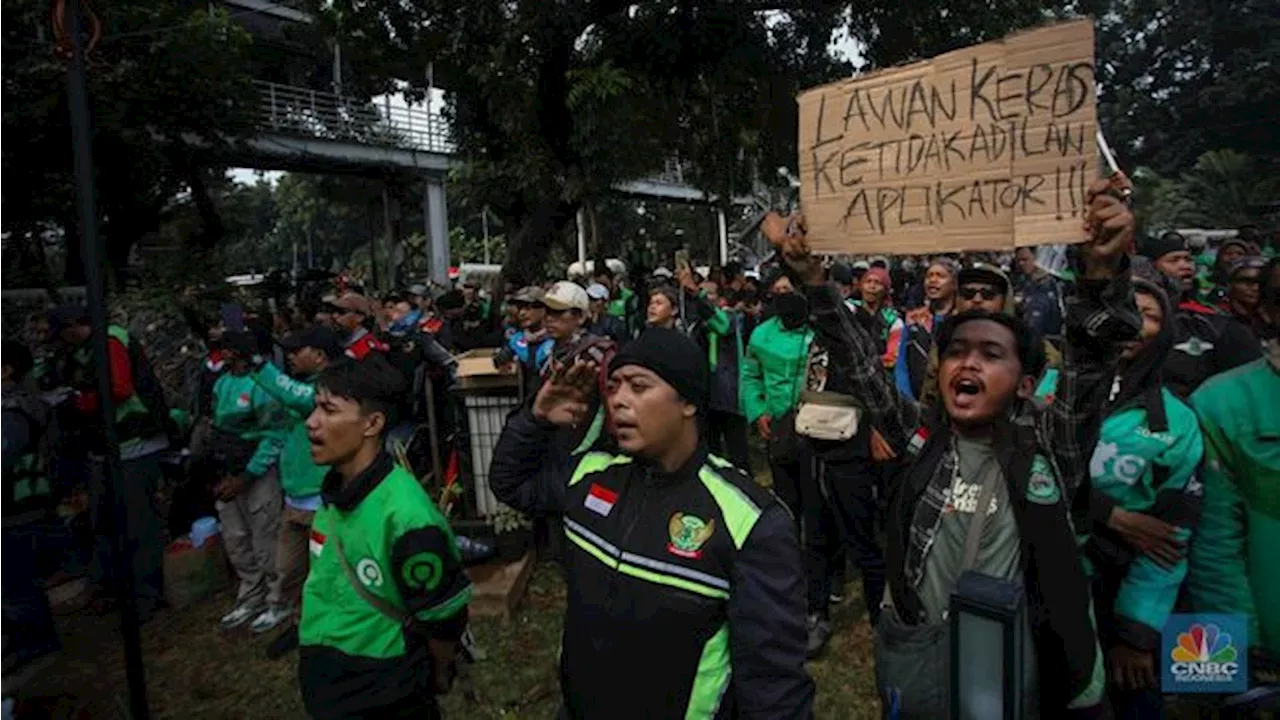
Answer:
[{"xmin": 464, "ymin": 550, "xmax": 536, "ymax": 620}]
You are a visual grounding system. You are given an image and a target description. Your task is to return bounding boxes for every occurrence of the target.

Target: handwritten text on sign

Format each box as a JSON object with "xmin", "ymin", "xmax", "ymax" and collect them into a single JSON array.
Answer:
[{"xmin": 797, "ymin": 20, "xmax": 1097, "ymax": 255}]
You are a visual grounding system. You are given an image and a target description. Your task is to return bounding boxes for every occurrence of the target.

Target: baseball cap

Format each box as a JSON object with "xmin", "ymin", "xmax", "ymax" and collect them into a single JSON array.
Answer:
[
  {"xmin": 852, "ymin": 260, "xmax": 870, "ymax": 271},
  {"xmin": 513, "ymin": 286, "xmax": 546, "ymax": 304},
  {"xmin": 830, "ymin": 262, "xmax": 855, "ymax": 286},
  {"xmin": 586, "ymin": 283, "xmax": 611, "ymax": 301},
  {"xmin": 407, "ymin": 283, "xmax": 429, "ymax": 297},
  {"xmin": 958, "ymin": 263, "xmax": 1010, "ymax": 295},
  {"xmin": 544, "ymin": 281, "xmax": 590, "ymax": 312},
  {"xmin": 652, "ymin": 267, "xmax": 673, "ymax": 279},
  {"xmin": 281, "ymin": 326, "xmax": 344, "ymax": 358}
]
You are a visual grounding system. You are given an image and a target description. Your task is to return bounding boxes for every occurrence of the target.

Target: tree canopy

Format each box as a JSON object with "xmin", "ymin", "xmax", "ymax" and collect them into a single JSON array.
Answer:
[
  {"xmin": 2, "ymin": 0, "xmax": 258, "ymax": 282},
  {"xmin": 317, "ymin": 0, "xmax": 1072, "ymax": 283},
  {"xmin": 1079, "ymin": 0, "xmax": 1280, "ymax": 177}
]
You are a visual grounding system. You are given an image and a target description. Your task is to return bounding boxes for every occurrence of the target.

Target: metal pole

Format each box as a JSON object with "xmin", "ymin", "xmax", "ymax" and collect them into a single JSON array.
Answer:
[
  {"xmin": 481, "ymin": 207, "xmax": 490, "ymax": 265},
  {"xmin": 333, "ymin": 42, "xmax": 343, "ymax": 96},
  {"xmin": 369, "ymin": 200, "xmax": 381, "ymax": 292},
  {"xmin": 65, "ymin": 1, "xmax": 149, "ymax": 717},
  {"xmin": 576, "ymin": 207, "xmax": 587, "ymax": 270},
  {"xmin": 717, "ymin": 208, "xmax": 728, "ymax": 264},
  {"xmin": 382, "ymin": 185, "xmax": 394, "ymax": 287}
]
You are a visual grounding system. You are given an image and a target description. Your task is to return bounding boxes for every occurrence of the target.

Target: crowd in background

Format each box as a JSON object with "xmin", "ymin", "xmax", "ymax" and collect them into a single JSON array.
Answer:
[{"xmin": 3, "ymin": 207, "xmax": 1279, "ymax": 717}]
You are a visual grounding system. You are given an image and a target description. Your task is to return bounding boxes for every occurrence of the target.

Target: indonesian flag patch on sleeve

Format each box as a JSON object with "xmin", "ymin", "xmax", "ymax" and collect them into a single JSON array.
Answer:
[
  {"xmin": 309, "ymin": 529, "xmax": 326, "ymax": 557},
  {"xmin": 907, "ymin": 427, "xmax": 930, "ymax": 457},
  {"xmin": 584, "ymin": 483, "xmax": 618, "ymax": 517}
]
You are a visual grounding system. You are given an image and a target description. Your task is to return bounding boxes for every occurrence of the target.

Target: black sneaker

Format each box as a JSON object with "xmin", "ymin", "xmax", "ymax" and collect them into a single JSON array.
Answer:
[{"xmin": 265, "ymin": 626, "xmax": 299, "ymax": 660}]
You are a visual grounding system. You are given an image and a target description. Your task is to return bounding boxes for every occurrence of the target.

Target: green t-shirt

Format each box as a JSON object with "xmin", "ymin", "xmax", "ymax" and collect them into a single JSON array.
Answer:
[{"xmin": 918, "ymin": 437, "xmax": 1023, "ymax": 624}]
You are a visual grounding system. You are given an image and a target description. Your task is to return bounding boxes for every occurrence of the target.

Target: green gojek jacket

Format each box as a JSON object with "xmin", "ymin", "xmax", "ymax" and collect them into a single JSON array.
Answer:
[
  {"xmin": 1035, "ymin": 372, "xmax": 1205, "ymax": 651},
  {"xmin": 250, "ymin": 363, "xmax": 326, "ymax": 499},
  {"xmin": 299, "ymin": 454, "xmax": 472, "ymax": 718},
  {"xmin": 739, "ymin": 317, "xmax": 813, "ymax": 424},
  {"xmin": 210, "ymin": 372, "xmax": 289, "ymax": 480},
  {"xmin": 1188, "ymin": 358, "xmax": 1280, "ymax": 656}
]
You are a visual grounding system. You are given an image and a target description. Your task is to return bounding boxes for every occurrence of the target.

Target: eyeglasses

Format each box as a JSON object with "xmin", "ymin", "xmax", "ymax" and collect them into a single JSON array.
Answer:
[{"xmin": 959, "ymin": 286, "xmax": 1003, "ymax": 301}]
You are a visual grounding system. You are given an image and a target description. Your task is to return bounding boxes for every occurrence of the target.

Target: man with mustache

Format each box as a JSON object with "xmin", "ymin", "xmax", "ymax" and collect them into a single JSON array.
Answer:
[
  {"xmin": 489, "ymin": 328, "xmax": 814, "ymax": 719},
  {"xmin": 1142, "ymin": 231, "xmax": 1261, "ymax": 397}
]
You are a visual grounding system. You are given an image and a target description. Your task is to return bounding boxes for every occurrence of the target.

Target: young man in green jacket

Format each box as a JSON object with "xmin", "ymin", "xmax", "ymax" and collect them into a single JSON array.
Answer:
[
  {"xmin": 298, "ymin": 356, "xmax": 471, "ymax": 719},
  {"xmin": 248, "ymin": 326, "xmax": 344, "ymax": 642},
  {"xmin": 1189, "ymin": 257, "xmax": 1280, "ymax": 664},
  {"xmin": 739, "ymin": 271, "xmax": 812, "ymax": 517},
  {"xmin": 207, "ymin": 331, "xmax": 290, "ymax": 632}
]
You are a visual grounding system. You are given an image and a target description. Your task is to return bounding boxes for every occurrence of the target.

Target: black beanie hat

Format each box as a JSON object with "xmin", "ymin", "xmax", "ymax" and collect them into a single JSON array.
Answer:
[
  {"xmin": 1139, "ymin": 231, "xmax": 1189, "ymax": 261},
  {"xmin": 609, "ymin": 328, "xmax": 709, "ymax": 409}
]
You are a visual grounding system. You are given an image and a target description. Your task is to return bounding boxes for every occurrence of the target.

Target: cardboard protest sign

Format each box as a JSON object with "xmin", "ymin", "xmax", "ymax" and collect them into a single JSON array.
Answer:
[{"xmin": 797, "ymin": 19, "xmax": 1097, "ymax": 255}]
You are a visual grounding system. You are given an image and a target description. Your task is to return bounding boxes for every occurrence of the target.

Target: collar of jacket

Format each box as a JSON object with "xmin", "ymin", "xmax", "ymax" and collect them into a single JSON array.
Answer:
[
  {"xmin": 634, "ymin": 442, "xmax": 709, "ymax": 488},
  {"xmin": 322, "ymin": 451, "xmax": 394, "ymax": 511}
]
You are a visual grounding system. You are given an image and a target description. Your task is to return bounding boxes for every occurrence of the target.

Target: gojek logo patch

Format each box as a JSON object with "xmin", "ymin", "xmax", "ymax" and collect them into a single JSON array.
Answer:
[{"xmin": 1162, "ymin": 614, "xmax": 1247, "ymax": 693}]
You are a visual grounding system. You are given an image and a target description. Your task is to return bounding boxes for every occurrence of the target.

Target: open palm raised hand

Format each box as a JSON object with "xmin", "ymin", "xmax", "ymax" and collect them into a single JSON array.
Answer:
[{"xmin": 533, "ymin": 359, "xmax": 598, "ymax": 427}]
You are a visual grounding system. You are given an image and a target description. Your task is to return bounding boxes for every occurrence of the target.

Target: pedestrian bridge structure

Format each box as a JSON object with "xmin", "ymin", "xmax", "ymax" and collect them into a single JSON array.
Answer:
[{"xmin": 217, "ymin": 80, "xmax": 747, "ymax": 282}]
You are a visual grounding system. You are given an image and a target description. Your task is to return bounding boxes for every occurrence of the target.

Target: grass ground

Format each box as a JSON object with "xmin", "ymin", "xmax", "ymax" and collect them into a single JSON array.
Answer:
[
  {"xmin": 20, "ymin": 443, "xmax": 880, "ymax": 718},
  {"xmin": 21, "ymin": 564, "xmax": 881, "ymax": 719}
]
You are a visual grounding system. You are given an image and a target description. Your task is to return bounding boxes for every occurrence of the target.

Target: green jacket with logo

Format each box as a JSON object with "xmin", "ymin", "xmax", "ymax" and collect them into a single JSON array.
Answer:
[
  {"xmin": 739, "ymin": 316, "xmax": 812, "ymax": 424},
  {"xmin": 209, "ymin": 372, "xmax": 288, "ymax": 480},
  {"xmin": 299, "ymin": 453, "xmax": 472, "ymax": 718},
  {"xmin": 1188, "ymin": 358, "xmax": 1280, "ymax": 655},
  {"xmin": 1034, "ymin": 373, "xmax": 1205, "ymax": 651},
  {"xmin": 250, "ymin": 362, "xmax": 326, "ymax": 499}
]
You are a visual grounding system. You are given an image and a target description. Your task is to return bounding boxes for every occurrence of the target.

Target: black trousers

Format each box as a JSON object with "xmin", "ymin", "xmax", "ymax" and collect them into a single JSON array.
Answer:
[
  {"xmin": 818, "ymin": 457, "xmax": 887, "ymax": 625},
  {"xmin": 706, "ymin": 409, "xmax": 751, "ymax": 471},
  {"xmin": 769, "ymin": 446, "xmax": 830, "ymax": 616}
]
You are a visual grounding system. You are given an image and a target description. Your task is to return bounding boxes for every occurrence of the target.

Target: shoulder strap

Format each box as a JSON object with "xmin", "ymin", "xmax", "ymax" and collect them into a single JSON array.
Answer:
[
  {"xmin": 333, "ymin": 534, "xmax": 411, "ymax": 626},
  {"xmin": 960, "ymin": 448, "xmax": 1002, "ymax": 572}
]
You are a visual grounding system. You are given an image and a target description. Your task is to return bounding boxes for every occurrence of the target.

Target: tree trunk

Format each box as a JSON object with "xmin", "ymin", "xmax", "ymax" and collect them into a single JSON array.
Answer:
[
  {"xmin": 501, "ymin": 195, "xmax": 579, "ymax": 287},
  {"xmin": 185, "ymin": 164, "xmax": 225, "ymax": 250}
]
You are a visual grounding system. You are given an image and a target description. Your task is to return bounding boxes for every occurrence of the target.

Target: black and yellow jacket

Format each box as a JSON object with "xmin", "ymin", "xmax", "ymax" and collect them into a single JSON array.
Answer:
[{"xmin": 490, "ymin": 409, "xmax": 814, "ymax": 719}]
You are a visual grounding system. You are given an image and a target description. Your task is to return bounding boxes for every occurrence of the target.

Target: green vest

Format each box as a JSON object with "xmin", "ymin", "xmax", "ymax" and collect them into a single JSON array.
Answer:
[{"xmin": 71, "ymin": 325, "xmax": 153, "ymax": 443}]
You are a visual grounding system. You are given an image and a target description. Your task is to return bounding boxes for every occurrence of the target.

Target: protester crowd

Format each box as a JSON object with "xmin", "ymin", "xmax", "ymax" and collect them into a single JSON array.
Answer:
[{"xmin": 3, "ymin": 173, "xmax": 1279, "ymax": 718}]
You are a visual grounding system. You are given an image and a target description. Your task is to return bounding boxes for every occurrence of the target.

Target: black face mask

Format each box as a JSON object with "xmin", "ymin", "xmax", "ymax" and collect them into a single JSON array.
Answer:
[{"xmin": 774, "ymin": 293, "xmax": 809, "ymax": 330}]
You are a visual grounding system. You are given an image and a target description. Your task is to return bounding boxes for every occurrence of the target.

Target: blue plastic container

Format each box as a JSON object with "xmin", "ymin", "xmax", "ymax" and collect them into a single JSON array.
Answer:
[{"xmin": 190, "ymin": 516, "xmax": 220, "ymax": 548}]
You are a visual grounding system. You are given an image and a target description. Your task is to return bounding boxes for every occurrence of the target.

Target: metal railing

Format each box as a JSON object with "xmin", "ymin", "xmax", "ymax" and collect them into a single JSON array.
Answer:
[
  {"xmin": 253, "ymin": 79, "xmax": 455, "ymax": 154},
  {"xmin": 250, "ymin": 80, "xmax": 701, "ymax": 190}
]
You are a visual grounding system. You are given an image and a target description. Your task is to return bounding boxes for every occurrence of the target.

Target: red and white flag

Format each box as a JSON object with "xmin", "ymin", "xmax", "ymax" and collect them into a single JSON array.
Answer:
[{"xmin": 584, "ymin": 483, "xmax": 618, "ymax": 517}]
